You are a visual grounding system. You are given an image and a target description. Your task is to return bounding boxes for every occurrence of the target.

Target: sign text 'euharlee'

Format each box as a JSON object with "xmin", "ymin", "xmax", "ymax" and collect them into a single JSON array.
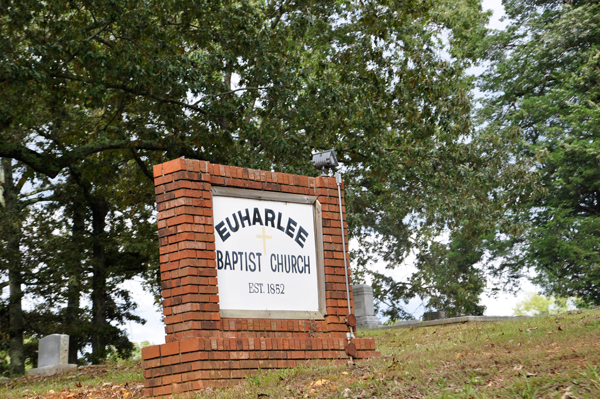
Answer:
[{"xmin": 213, "ymin": 195, "xmax": 320, "ymax": 314}]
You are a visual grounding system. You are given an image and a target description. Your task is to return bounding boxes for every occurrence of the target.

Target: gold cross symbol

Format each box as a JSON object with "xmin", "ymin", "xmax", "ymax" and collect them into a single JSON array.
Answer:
[{"xmin": 256, "ymin": 227, "xmax": 272, "ymax": 255}]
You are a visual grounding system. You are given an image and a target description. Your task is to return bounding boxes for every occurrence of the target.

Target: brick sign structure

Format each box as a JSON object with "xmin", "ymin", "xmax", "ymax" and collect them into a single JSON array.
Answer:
[{"xmin": 142, "ymin": 159, "xmax": 380, "ymax": 397}]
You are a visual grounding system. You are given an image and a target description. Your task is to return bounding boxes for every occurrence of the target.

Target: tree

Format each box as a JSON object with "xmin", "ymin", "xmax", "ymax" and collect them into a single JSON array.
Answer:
[
  {"xmin": 513, "ymin": 293, "xmax": 570, "ymax": 316},
  {"xmin": 0, "ymin": 158, "xmax": 53, "ymax": 374},
  {"xmin": 411, "ymin": 233, "xmax": 487, "ymax": 317},
  {"xmin": 367, "ymin": 232, "xmax": 488, "ymax": 321},
  {"xmin": 0, "ymin": 159, "xmax": 26, "ymax": 375},
  {"xmin": 0, "ymin": 0, "xmax": 266, "ymax": 368},
  {"xmin": 66, "ymin": 155, "xmax": 156, "ymax": 363},
  {"xmin": 1, "ymin": 0, "xmax": 502, "ymax": 366},
  {"xmin": 20, "ymin": 155, "xmax": 157, "ymax": 364},
  {"xmin": 478, "ymin": 0, "xmax": 600, "ymax": 305}
]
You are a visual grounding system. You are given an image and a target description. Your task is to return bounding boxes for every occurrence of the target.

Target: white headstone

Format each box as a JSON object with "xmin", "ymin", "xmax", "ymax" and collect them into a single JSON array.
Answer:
[
  {"xmin": 26, "ymin": 334, "xmax": 77, "ymax": 377},
  {"xmin": 423, "ymin": 311, "xmax": 446, "ymax": 321},
  {"xmin": 353, "ymin": 284, "xmax": 382, "ymax": 329},
  {"xmin": 38, "ymin": 334, "xmax": 69, "ymax": 368}
]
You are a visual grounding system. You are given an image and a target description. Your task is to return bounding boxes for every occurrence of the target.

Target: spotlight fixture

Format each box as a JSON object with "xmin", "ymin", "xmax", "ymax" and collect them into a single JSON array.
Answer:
[{"xmin": 311, "ymin": 149, "xmax": 338, "ymax": 175}]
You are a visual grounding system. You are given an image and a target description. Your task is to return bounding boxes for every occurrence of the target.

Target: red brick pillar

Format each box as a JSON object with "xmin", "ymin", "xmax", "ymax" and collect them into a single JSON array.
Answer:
[{"xmin": 153, "ymin": 159, "xmax": 220, "ymax": 342}]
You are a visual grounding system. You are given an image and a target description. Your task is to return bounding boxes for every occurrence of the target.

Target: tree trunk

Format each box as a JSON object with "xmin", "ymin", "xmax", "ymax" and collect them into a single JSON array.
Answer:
[
  {"xmin": 2, "ymin": 159, "xmax": 25, "ymax": 375},
  {"xmin": 69, "ymin": 169, "xmax": 110, "ymax": 365},
  {"xmin": 221, "ymin": 72, "xmax": 232, "ymax": 129},
  {"xmin": 90, "ymin": 195, "xmax": 108, "ymax": 364},
  {"xmin": 65, "ymin": 196, "xmax": 85, "ymax": 364},
  {"xmin": 65, "ymin": 282, "xmax": 81, "ymax": 364}
]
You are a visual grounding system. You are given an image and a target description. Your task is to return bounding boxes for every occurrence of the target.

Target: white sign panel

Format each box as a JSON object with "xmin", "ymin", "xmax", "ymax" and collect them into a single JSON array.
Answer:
[{"xmin": 213, "ymin": 189, "xmax": 323, "ymax": 318}]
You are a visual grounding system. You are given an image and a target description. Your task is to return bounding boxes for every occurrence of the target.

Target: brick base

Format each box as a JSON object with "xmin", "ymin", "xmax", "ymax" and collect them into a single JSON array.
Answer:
[{"xmin": 142, "ymin": 336, "xmax": 379, "ymax": 397}]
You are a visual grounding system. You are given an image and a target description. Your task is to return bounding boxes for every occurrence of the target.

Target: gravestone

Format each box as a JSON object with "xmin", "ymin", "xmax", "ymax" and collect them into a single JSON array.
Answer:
[
  {"xmin": 423, "ymin": 311, "xmax": 446, "ymax": 321},
  {"xmin": 353, "ymin": 284, "xmax": 382, "ymax": 329},
  {"xmin": 26, "ymin": 334, "xmax": 77, "ymax": 376}
]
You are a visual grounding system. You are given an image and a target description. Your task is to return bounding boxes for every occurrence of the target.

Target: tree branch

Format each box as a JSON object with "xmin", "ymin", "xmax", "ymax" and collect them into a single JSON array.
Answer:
[
  {"xmin": 19, "ymin": 195, "xmax": 55, "ymax": 209},
  {"xmin": 195, "ymin": 86, "xmax": 269, "ymax": 103},
  {"xmin": 269, "ymin": 0, "xmax": 292, "ymax": 30},
  {"xmin": 50, "ymin": 73, "xmax": 211, "ymax": 115},
  {"xmin": 130, "ymin": 148, "xmax": 154, "ymax": 182},
  {"xmin": 0, "ymin": 139, "xmax": 168, "ymax": 178},
  {"xmin": 16, "ymin": 168, "xmax": 34, "ymax": 192},
  {"xmin": 18, "ymin": 185, "xmax": 53, "ymax": 199},
  {"xmin": 0, "ymin": 142, "xmax": 62, "ymax": 178}
]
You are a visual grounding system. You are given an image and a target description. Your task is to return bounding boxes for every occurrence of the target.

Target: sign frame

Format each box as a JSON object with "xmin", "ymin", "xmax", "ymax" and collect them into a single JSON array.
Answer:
[{"xmin": 211, "ymin": 186, "xmax": 327, "ymax": 320}]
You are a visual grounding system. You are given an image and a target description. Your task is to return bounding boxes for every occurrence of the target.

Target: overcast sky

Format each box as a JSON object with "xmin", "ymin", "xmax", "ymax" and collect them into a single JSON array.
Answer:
[{"xmin": 484, "ymin": 0, "xmax": 509, "ymax": 30}]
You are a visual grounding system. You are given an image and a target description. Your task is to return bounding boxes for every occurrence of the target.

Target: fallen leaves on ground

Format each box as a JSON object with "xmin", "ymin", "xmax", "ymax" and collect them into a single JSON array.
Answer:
[
  {"xmin": 25, "ymin": 382, "xmax": 145, "ymax": 399},
  {"xmin": 309, "ymin": 379, "xmax": 329, "ymax": 387}
]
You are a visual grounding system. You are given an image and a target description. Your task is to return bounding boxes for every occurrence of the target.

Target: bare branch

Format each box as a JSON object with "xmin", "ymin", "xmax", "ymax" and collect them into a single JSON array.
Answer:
[
  {"xmin": 19, "ymin": 195, "xmax": 55, "ymax": 209},
  {"xmin": 18, "ymin": 186, "xmax": 53, "ymax": 199},
  {"xmin": 193, "ymin": 86, "xmax": 269, "ymax": 106},
  {"xmin": 50, "ymin": 73, "xmax": 211, "ymax": 115},
  {"xmin": 130, "ymin": 148, "xmax": 154, "ymax": 182},
  {"xmin": 0, "ymin": 139, "xmax": 168, "ymax": 178}
]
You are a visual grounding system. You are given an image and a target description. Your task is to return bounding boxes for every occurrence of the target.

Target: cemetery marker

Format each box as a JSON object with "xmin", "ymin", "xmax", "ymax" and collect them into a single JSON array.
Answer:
[{"xmin": 26, "ymin": 334, "xmax": 77, "ymax": 377}]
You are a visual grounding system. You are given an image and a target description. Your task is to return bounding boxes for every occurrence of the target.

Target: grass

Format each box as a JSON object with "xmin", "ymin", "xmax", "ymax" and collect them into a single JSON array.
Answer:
[
  {"xmin": 0, "ymin": 360, "xmax": 145, "ymax": 398},
  {"xmin": 1, "ymin": 309, "xmax": 599, "ymax": 398}
]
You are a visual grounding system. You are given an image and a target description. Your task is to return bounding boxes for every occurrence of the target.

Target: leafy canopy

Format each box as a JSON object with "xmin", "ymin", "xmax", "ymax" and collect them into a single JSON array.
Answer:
[
  {"xmin": 478, "ymin": 0, "xmax": 600, "ymax": 305},
  {"xmin": 0, "ymin": 0, "xmax": 503, "ymax": 330}
]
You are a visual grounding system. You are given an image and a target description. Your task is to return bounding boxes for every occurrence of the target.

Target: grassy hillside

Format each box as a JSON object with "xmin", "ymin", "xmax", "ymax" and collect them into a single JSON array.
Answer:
[{"xmin": 1, "ymin": 309, "xmax": 599, "ymax": 398}]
